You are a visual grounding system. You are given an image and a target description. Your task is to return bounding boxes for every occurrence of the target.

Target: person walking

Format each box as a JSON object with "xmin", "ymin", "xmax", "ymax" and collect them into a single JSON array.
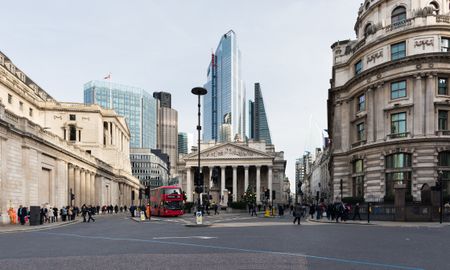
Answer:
[
  {"xmin": 352, "ymin": 203, "xmax": 362, "ymax": 221},
  {"xmin": 309, "ymin": 204, "xmax": 315, "ymax": 219},
  {"xmin": 87, "ymin": 206, "xmax": 95, "ymax": 223},
  {"xmin": 293, "ymin": 203, "xmax": 302, "ymax": 225},
  {"xmin": 81, "ymin": 204, "xmax": 87, "ymax": 222},
  {"xmin": 213, "ymin": 202, "xmax": 219, "ymax": 215},
  {"xmin": 18, "ymin": 205, "xmax": 27, "ymax": 225}
]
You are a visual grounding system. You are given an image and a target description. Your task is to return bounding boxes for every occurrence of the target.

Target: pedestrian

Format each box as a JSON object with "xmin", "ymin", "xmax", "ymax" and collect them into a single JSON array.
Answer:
[
  {"xmin": 352, "ymin": 203, "xmax": 362, "ymax": 221},
  {"xmin": 87, "ymin": 206, "xmax": 95, "ymax": 223},
  {"xmin": 53, "ymin": 207, "xmax": 58, "ymax": 222},
  {"xmin": 48, "ymin": 206, "xmax": 54, "ymax": 223},
  {"xmin": 81, "ymin": 204, "xmax": 87, "ymax": 222},
  {"xmin": 309, "ymin": 204, "xmax": 315, "ymax": 219},
  {"xmin": 293, "ymin": 203, "xmax": 302, "ymax": 225},
  {"xmin": 213, "ymin": 202, "xmax": 219, "ymax": 215},
  {"xmin": 251, "ymin": 203, "xmax": 257, "ymax": 216},
  {"xmin": 18, "ymin": 205, "xmax": 27, "ymax": 225},
  {"xmin": 114, "ymin": 205, "xmax": 119, "ymax": 214},
  {"xmin": 61, "ymin": 207, "xmax": 67, "ymax": 222}
]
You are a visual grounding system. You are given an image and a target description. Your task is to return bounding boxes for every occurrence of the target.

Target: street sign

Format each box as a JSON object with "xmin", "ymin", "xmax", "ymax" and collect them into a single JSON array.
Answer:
[{"xmin": 196, "ymin": 211, "xmax": 203, "ymax": 225}]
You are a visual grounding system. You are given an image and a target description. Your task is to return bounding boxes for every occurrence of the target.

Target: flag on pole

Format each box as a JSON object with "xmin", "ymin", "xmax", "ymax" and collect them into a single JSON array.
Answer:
[{"xmin": 104, "ymin": 73, "xmax": 111, "ymax": 80}]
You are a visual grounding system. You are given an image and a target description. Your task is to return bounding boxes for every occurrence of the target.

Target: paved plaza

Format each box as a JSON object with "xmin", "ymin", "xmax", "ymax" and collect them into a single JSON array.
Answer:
[{"xmin": 0, "ymin": 213, "xmax": 448, "ymax": 270}]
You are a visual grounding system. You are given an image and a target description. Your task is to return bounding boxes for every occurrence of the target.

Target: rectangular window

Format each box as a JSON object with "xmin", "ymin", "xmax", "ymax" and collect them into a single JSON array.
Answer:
[
  {"xmin": 29, "ymin": 108, "xmax": 33, "ymax": 117},
  {"xmin": 391, "ymin": 81, "xmax": 407, "ymax": 99},
  {"xmin": 69, "ymin": 114, "xmax": 76, "ymax": 121},
  {"xmin": 355, "ymin": 60, "xmax": 363, "ymax": 75},
  {"xmin": 439, "ymin": 110, "xmax": 448, "ymax": 131},
  {"xmin": 353, "ymin": 160, "xmax": 364, "ymax": 173},
  {"xmin": 386, "ymin": 172, "xmax": 412, "ymax": 196},
  {"xmin": 357, "ymin": 94, "xmax": 365, "ymax": 112},
  {"xmin": 19, "ymin": 101, "xmax": 23, "ymax": 111},
  {"xmin": 438, "ymin": 78, "xmax": 448, "ymax": 95},
  {"xmin": 441, "ymin": 37, "xmax": 450, "ymax": 52},
  {"xmin": 391, "ymin": 112, "xmax": 407, "ymax": 135},
  {"xmin": 7, "ymin": 94, "xmax": 12, "ymax": 104},
  {"xmin": 357, "ymin": 122, "xmax": 365, "ymax": 141},
  {"xmin": 391, "ymin": 42, "xmax": 406, "ymax": 61},
  {"xmin": 352, "ymin": 176, "xmax": 364, "ymax": 198},
  {"xmin": 69, "ymin": 126, "xmax": 76, "ymax": 141}
]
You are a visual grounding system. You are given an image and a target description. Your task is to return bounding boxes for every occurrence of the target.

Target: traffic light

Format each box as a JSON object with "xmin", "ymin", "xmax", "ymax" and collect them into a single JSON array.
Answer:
[
  {"xmin": 195, "ymin": 186, "xmax": 204, "ymax": 194},
  {"xmin": 265, "ymin": 189, "xmax": 270, "ymax": 199},
  {"xmin": 70, "ymin": 193, "xmax": 75, "ymax": 201},
  {"xmin": 272, "ymin": 190, "xmax": 276, "ymax": 200},
  {"xmin": 145, "ymin": 186, "xmax": 150, "ymax": 198},
  {"xmin": 194, "ymin": 171, "xmax": 204, "ymax": 187}
]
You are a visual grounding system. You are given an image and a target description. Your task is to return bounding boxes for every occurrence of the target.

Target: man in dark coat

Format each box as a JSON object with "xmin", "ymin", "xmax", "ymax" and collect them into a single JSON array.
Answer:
[
  {"xmin": 352, "ymin": 203, "xmax": 362, "ymax": 220},
  {"xmin": 293, "ymin": 203, "xmax": 302, "ymax": 225},
  {"xmin": 18, "ymin": 205, "xmax": 27, "ymax": 225}
]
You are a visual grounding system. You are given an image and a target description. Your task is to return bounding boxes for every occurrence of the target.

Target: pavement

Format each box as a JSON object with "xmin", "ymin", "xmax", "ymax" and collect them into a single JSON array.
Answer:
[
  {"xmin": 0, "ymin": 212, "xmax": 448, "ymax": 270},
  {"xmin": 307, "ymin": 218, "xmax": 450, "ymax": 228}
]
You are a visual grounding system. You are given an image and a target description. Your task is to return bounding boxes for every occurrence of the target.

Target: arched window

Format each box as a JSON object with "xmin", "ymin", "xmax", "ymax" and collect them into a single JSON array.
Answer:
[
  {"xmin": 391, "ymin": 6, "xmax": 407, "ymax": 24},
  {"xmin": 430, "ymin": 1, "xmax": 440, "ymax": 15},
  {"xmin": 385, "ymin": 153, "xmax": 412, "ymax": 198}
]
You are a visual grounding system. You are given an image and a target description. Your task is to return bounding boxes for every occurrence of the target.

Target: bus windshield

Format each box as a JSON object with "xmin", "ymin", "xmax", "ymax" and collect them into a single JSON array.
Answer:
[
  {"xmin": 163, "ymin": 188, "xmax": 181, "ymax": 195},
  {"xmin": 164, "ymin": 201, "xmax": 183, "ymax": 210}
]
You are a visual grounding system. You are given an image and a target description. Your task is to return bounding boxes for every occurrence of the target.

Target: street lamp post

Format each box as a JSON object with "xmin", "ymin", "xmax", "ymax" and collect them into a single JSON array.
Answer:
[
  {"xmin": 340, "ymin": 179, "xmax": 343, "ymax": 201},
  {"xmin": 191, "ymin": 87, "xmax": 207, "ymax": 214},
  {"xmin": 438, "ymin": 170, "xmax": 444, "ymax": 224}
]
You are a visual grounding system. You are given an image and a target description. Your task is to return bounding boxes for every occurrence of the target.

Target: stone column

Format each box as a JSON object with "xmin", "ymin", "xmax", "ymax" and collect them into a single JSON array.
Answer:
[
  {"xmin": 232, "ymin": 166, "xmax": 237, "ymax": 202},
  {"xmin": 268, "ymin": 166, "xmax": 273, "ymax": 202},
  {"xmin": 90, "ymin": 173, "xmax": 95, "ymax": 206},
  {"xmin": 244, "ymin": 166, "xmax": 249, "ymax": 193},
  {"xmin": 425, "ymin": 74, "xmax": 436, "ymax": 136},
  {"xmin": 74, "ymin": 167, "xmax": 81, "ymax": 207},
  {"xmin": 186, "ymin": 167, "xmax": 192, "ymax": 202},
  {"xmin": 413, "ymin": 74, "xmax": 424, "ymax": 136},
  {"xmin": 221, "ymin": 166, "xmax": 226, "ymax": 198},
  {"xmin": 85, "ymin": 171, "xmax": 91, "ymax": 205},
  {"xmin": 256, "ymin": 166, "xmax": 261, "ymax": 204},
  {"xmin": 80, "ymin": 169, "xmax": 86, "ymax": 205},
  {"xmin": 209, "ymin": 166, "xmax": 214, "ymax": 189},
  {"xmin": 68, "ymin": 164, "xmax": 75, "ymax": 205},
  {"xmin": 366, "ymin": 87, "xmax": 375, "ymax": 142}
]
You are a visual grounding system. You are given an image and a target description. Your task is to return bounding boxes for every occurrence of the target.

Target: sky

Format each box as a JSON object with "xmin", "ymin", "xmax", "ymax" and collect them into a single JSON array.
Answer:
[{"xmin": 0, "ymin": 0, "xmax": 362, "ymax": 190}]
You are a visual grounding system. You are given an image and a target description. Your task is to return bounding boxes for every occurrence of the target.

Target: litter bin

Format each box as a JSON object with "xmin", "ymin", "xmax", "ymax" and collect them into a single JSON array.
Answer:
[{"xmin": 29, "ymin": 206, "xmax": 40, "ymax": 226}]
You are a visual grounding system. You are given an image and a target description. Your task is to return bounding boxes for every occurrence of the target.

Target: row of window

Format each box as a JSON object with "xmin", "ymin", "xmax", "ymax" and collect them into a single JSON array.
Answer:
[
  {"xmin": 356, "ymin": 77, "xmax": 450, "ymax": 114},
  {"xmin": 355, "ymin": 109, "xmax": 449, "ymax": 142},
  {"xmin": 352, "ymin": 151, "xmax": 450, "ymax": 198},
  {"xmin": 7, "ymin": 94, "xmax": 33, "ymax": 117},
  {"xmin": 355, "ymin": 37, "xmax": 450, "ymax": 76}
]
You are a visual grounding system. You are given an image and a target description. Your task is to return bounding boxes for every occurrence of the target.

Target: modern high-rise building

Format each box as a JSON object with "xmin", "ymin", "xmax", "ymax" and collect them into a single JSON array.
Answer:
[
  {"xmin": 130, "ymin": 148, "xmax": 169, "ymax": 188},
  {"xmin": 153, "ymin": 91, "xmax": 178, "ymax": 176},
  {"xmin": 84, "ymin": 80, "xmax": 157, "ymax": 149},
  {"xmin": 178, "ymin": 132, "xmax": 188, "ymax": 155},
  {"xmin": 203, "ymin": 30, "xmax": 246, "ymax": 143},
  {"xmin": 249, "ymin": 83, "xmax": 272, "ymax": 144}
]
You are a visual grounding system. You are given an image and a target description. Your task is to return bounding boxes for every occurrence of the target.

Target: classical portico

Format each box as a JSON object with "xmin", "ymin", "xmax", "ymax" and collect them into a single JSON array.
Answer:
[{"xmin": 178, "ymin": 142, "xmax": 286, "ymax": 206}]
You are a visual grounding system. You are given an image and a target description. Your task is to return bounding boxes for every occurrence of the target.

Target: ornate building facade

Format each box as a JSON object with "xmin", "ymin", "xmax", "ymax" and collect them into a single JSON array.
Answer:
[
  {"xmin": 0, "ymin": 51, "xmax": 141, "ymax": 224},
  {"xmin": 177, "ymin": 142, "xmax": 286, "ymax": 205},
  {"xmin": 328, "ymin": 0, "xmax": 450, "ymax": 202}
]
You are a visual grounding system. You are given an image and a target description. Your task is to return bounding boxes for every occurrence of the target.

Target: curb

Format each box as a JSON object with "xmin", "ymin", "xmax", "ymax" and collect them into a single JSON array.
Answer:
[
  {"xmin": 307, "ymin": 218, "xmax": 450, "ymax": 228},
  {"xmin": 0, "ymin": 220, "xmax": 81, "ymax": 234},
  {"xmin": 308, "ymin": 219, "xmax": 374, "ymax": 226},
  {"xmin": 185, "ymin": 223, "xmax": 212, "ymax": 227}
]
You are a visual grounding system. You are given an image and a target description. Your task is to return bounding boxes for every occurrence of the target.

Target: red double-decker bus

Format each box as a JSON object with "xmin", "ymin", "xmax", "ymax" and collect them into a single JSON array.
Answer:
[{"xmin": 149, "ymin": 186, "xmax": 184, "ymax": 217}]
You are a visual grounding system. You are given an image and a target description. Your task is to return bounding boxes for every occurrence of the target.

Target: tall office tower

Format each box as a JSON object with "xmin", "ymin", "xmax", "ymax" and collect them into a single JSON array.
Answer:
[
  {"xmin": 84, "ymin": 80, "xmax": 157, "ymax": 149},
  {"xmin": 178, "ymin": 132, "xmax": 188, "ymax": 155},
  {"xmin": 249, "ymin": 83, "xmax": 272, "ymax": 144},
  {"xmin": 248, "ymin": 100, "xmax": 254, "ymax": 139},
  {"xmin": 153, "ymin": 91, "xmax": 178, "ymax": 176},
  {"xmin": 204, "ymin": 30, "xmax": 246, "ymax": 143}
]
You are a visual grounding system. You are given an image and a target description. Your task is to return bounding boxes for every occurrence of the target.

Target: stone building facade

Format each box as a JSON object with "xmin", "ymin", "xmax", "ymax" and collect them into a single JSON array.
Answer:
[
  {"xmin": 0, "ymin": 51, "xmax": 141, "ymax": 224},
  {"xmin": 177, "ymin": 141, "xmax": 287, "ymax": 205},
  {"xmin": 328, "ymin": 0, "xmax": 450, "ymax": 202}
]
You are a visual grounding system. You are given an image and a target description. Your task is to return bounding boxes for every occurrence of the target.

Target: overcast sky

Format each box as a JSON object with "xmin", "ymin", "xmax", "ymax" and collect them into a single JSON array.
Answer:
[{"xmin": 1, "ymin": 0, "xmax": 362, "ymax": 189}]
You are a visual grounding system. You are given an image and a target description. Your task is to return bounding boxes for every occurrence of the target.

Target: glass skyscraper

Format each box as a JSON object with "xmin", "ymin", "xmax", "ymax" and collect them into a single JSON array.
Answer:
[
  {"xmin": 84, "ymin": 80, "xmax": 157, "ymax": 149},
  {"xmin": 204, "ymin": 30, "xmax": 246, "ymax": 142},
  {"xmin": 178, "ymin": 132, "xmax": 188, "ymax": 155},
  {"xmin": 249, "ymin": 83, "xmax": 272, "ymax": 144}
]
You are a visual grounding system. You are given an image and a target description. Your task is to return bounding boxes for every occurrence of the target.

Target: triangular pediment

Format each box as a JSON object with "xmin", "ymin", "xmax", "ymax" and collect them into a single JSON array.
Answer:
[{"xmin": 184, "ymin": 143, "xmax": 273, "ymax": 160}]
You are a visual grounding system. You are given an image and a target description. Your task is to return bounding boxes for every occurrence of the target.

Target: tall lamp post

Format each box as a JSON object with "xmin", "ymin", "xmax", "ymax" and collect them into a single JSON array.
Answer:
[
  {"xmin": 438, "ymin": 170, "xmax": 444, "ymax": 224},
  {"xmin": 191, "ymin": 87, "xmax": 208, "ymax": 212}
]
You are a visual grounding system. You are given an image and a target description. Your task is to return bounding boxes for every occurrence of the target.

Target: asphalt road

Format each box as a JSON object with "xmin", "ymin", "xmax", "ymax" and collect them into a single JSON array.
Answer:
[{"xmin": 0, "ymin": 213, "xmax": 447, "ymax": 270}]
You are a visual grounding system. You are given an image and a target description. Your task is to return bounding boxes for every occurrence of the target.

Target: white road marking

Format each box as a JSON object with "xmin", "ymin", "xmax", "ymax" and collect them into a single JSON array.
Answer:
[{"xmin": 152, "ymin": 236, "xmax": 217, "ymax": 240}]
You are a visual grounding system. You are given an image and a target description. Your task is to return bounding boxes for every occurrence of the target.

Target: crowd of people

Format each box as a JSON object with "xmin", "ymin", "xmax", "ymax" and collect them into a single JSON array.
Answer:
[{"xmin": 8, "ymin": 204, "xmax": 130, "ymax": 226}]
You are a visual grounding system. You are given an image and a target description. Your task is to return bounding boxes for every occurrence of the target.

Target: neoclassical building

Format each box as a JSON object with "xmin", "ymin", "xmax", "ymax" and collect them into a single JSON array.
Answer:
[
  {"xmin": 0, "ymin": 51, "xmax": 141, "ymax": 223},
  {"xmin": 328, "ymin": 0, "xmax": 450, "ymax": 202},
  {"xmin": 177, "ymin": 141, "xmax": 287, "ymax": 205}
]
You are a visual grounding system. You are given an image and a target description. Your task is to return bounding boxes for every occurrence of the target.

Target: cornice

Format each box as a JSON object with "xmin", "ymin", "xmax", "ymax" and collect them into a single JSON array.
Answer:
[{"xmin": 331, "ymin": 53, "xmax": 450, "ymax": 93}]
